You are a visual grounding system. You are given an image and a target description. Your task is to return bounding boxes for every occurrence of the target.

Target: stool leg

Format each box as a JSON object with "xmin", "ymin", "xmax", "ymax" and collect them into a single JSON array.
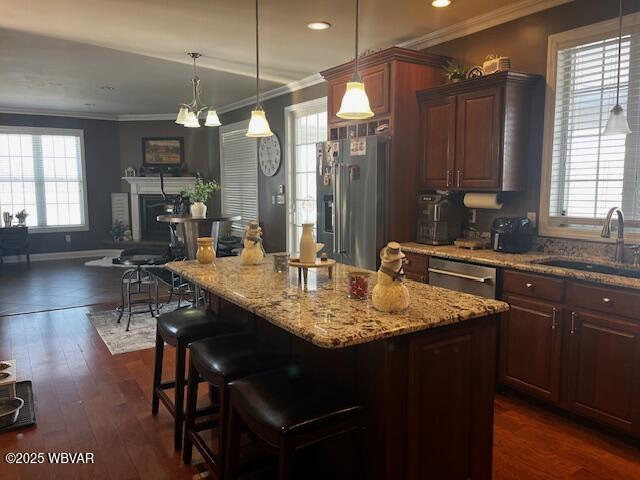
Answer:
[
  {"xmin": 277, "ymin": 437, "xmax": 295, "ymax": 480},
  {"xmin": 217, "ymin": 384, "xmax": 231, "ymax": 478},
  {"xmin": 174, "ymin": 340, "xmax": 187, "ymax": 451},
  {"xmin": 183, "ymin": 359, "xmax": 199, "ymax": 464},
  {"xmin": 224, "ymin": 405, "xmax": 242, "ymax": 480},
  {"xmin": 151, "ymin": 330, "xmax": 164, "ymax": 415}
]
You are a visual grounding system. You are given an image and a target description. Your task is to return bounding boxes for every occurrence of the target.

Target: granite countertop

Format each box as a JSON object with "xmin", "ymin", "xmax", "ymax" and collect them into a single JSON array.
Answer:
[
  {"xmin": 166, "ymin": 256, "xmax": 508, "ymax": 349},
  {"xmin": 402, "ymin": 242, "xmax": 640, "ymax": 291}
]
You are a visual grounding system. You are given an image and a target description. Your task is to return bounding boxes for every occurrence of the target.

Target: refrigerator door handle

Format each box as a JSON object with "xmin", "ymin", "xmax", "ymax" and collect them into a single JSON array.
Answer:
[{"xmin": 332, "ymin": 162, "xmax": 340, "ymax": 254}]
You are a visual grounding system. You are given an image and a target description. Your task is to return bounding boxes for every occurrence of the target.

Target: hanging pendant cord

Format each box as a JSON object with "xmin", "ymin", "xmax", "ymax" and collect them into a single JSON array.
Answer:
[
  {"xmin": 354, "ymin": 0, "xmax": 359, "ymax": 79},
  {"xmin": 615, "ymin": 0, "xmax": 623, "ymax": 106},
  {"xmin": 256, "ymin": 0, "xmax": 260, "ymax": 107}
]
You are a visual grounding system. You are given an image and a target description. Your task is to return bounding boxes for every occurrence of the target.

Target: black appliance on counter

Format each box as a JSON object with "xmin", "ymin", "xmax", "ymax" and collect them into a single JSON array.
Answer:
[
  {"xmin": 416, "ymin": 192, "xmax": 463, "ymax": 245},
  {"xmin": 491, "ymin": 217, "xmax": 534, "ymax": 253}
]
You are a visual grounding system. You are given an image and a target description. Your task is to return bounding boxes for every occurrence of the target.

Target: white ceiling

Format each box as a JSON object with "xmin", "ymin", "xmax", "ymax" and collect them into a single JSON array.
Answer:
[{"xmin": 0, "ymin": 0, "xmax": 569, "ymax": 117}]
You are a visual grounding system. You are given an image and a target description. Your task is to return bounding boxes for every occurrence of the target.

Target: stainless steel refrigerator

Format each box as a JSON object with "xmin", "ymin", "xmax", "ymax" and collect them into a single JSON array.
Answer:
[{"xmin": 316, "ymin": 136, "xmax": 389, "ymax": 270}]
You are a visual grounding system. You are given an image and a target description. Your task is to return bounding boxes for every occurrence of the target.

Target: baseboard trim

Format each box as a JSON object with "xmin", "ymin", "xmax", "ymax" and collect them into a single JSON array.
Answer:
[{"xmin": 1, "ymin": 248, "xmax": 122, "ymax": 264}]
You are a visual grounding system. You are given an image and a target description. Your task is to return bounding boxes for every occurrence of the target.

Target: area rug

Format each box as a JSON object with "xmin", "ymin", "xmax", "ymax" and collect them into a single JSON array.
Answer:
[{"xmin": 87, "ymin": 302, "xmax": 180, "ymax": 355}]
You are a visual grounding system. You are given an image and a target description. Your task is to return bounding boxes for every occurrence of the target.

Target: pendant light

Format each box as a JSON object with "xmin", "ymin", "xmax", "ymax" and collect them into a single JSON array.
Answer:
[
  {"xmin": 603, "ymin": 0, "xmax": 632, "ymax": 136},
  {"xmin": 246, "ymin": 0, "xmax": 273, "ymax": 137},
  {"xmin": 175, "ymin": 52, "xmax": 222, "ymax": 128},
  {"xmin": 336, "ymin": 0, "xmax": 374, "ymax": 120}
]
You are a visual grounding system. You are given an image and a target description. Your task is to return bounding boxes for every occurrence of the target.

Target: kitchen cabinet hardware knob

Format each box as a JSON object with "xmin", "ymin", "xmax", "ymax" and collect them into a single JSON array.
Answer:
[
  {"xmin": 525, "ymin": 283, "xmax": 533, "ymax": 289},
  {"xmin": 551, "ymin": 308, "xmax": 558, "ymax": 329},
  {"xmin": 602, "ymin": 297, "xmax": 611, "ymax": 304},
  {"xmin": 570, "ymin": 311, "xmax": 577, "ymax": 334}
]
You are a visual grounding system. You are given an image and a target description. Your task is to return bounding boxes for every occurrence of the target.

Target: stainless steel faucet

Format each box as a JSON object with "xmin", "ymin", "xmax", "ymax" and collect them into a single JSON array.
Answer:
[{"xmin": 601, "ymin": 207, "xmax": 625, "ymax": 263}]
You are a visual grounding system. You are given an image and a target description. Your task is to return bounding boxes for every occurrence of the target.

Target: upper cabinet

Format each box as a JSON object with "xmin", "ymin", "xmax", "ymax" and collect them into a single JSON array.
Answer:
[
  {"xmin": 328, "ymin": 63, "xmax": 390, "ymax": 121},
  {"xmin": 417, "ymin": 72, "xmax": 540, "ymax": 192}
]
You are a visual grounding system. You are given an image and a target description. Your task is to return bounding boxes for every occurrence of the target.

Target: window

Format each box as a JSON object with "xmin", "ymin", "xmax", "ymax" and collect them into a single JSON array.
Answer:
[
  {"xmin": 284, "ymin": 98, "xmax": 327, "ymax": 251},
  {"xmin": 541, "ymin": 14, "xmax": 640, "ymax": 240},
  {"xmin": 0, "ymin": 127, "xmax": 88, "ymax": 232},
  {"xmin": 219, "ymin": 121, "xmax": 258, "ymax": 237}
]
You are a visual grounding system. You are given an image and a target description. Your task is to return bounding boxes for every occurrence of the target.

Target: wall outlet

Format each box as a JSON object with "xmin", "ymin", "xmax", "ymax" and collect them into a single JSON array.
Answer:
[
  {"xmin": 527, "ymin": 211, "xmax": 537, "ymax": 227},
  {"xmin": 65, "ymin": 234, "xmax": 71, "ymax": 243}
]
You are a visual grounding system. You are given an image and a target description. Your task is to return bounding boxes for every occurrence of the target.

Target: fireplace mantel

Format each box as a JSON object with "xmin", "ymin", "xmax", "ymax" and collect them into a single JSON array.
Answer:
[{"xmin": 122, "ymin": 176, "xmax": 197, "ymax": 241}]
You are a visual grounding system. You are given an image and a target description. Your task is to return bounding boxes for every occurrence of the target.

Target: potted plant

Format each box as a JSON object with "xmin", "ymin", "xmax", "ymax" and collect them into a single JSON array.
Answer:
[
  {"xmin": 443, "ymin": 61, "xmax": 470, "ymax": 83},
  {"xmin": 15, "ymin": 209, "xmax": 28, "ymax": 226},
  {"xmin": 184, "ymin": 178, "xmax": 220, "ymax": 218}
]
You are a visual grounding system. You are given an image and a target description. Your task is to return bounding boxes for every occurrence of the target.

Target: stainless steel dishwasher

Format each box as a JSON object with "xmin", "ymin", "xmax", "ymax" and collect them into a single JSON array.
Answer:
[{"xmin": 427, "ymin": 257, "xmax": 497, "ymax": 299}]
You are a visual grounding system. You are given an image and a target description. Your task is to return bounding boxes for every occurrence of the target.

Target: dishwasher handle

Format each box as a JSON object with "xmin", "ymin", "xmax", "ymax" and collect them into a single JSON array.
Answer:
[{"xmin": 428, "ymin": 267, "xmax": 493, "ymax": 283}]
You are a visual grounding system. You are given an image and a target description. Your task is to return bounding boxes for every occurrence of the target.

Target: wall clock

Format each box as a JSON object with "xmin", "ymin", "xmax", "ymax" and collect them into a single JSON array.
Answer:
[{"xmin": 258, "ymin": 135, "xmax": 282, "ymax": 177}]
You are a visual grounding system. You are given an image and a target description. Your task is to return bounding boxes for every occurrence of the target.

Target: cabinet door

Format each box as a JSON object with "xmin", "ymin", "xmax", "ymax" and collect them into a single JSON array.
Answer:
[
  {"xmin": 328, "ymin": 64, "xmax": 390, "ymax": 123},
  {"xmin": 499, "ymin": 295, "xmax": 563, "ymax": 404},
  {"xmin": 454, "ymin": 87, "xmax": 502, "ymax": 189},
  {"xmin": 567, "ymin": 310, "xmax": 640, "ymax": 434},
  {"xmin": 419, "ymin": 96, "xmax": 456, "ymax": 189}
]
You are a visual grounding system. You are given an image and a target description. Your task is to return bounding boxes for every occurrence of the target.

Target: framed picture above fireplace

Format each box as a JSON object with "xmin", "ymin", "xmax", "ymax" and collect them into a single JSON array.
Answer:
[{"xmin": 142, "ymin": 137, "xmax": 184, "ymax": 167}]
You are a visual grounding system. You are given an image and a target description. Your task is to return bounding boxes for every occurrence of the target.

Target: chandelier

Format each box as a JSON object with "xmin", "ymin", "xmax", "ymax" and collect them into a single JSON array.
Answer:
[{"xmin": 175, "ymin": 52, "xmax": 221, "ymax": 128}]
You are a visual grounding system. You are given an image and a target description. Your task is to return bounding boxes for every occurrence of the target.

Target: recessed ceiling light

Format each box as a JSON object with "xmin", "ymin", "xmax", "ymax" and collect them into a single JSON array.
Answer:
[
  {"xmin": 100, "ymin": 85, "xmax": 116, "ymax": 91},
  {"xmin": 432, "ymin": 0, "xmax": 451, "ymax": 7},
  {"xmin": 307, "ymin": 21, "xmax": 331, "ymax": 30}
]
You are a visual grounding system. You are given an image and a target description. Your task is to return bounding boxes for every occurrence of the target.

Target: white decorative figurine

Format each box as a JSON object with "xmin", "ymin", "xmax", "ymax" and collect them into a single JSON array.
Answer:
[
  {"xmin": 240, "ymin": 220, "xmax": 266, "ymax": 265},
  {"xmin": 372, "ymin": 242, "xmax": 410, "ymax": 313}
]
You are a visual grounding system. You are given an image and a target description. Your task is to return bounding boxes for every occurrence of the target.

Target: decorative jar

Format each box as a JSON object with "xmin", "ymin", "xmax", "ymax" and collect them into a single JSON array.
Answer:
[
  {"xmin": 196, "ymin": 237, "xmax": 216, "ymax": 264},
  {"xmin": 347, "ymin": 271, "xmax": 370, "ymax": 300}
]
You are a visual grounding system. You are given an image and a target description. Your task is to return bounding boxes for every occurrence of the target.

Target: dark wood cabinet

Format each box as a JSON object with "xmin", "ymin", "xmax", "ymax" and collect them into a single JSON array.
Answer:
[
  {"xmin": 403, "ymin": 251, "xmax": 429, "ymax": 283},
  {"xmin": 0, "ymin": 226, "xmax": 30, "ymax": 264},
  {"xmin": 499, "ymin": 294, "xmax": 563, "ymax": 404},
  {"xmin": 566, "ymin": 309, "xmax": 640, "ymax": 434},
  {"xmin": 321, "ymin": 47, "xmax": 449, "ymax": 242},
  {"xmin": 418, "ymin": 72, "xmax": 539, "ymax": 192}
]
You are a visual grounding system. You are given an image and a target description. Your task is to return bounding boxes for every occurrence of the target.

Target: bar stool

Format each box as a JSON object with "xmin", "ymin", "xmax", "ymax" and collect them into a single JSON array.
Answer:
[
  {"xmin": 182, "ymin": 333, "xmax": 290, "ymax": 477},
  {"xmin": 152, "ymin": 307, "xmax": 246, "ymax": 450},
  {"xmin": 225, "ymin": 367, "xmax": 362, "ymax": 480}
]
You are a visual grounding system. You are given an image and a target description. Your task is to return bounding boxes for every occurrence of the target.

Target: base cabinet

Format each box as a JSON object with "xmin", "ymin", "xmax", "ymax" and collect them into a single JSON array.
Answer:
[
  {"xmin": 501, "ymin": 270, "xmax": 640, "ymax": 437},
  {"xmin": 566, "ymin": 310, "xmax": 640, "ymax": 434}
]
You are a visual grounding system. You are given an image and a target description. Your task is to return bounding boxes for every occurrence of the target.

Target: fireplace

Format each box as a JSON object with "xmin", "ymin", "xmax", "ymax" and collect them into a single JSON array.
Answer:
[{"xmin": 140, "ymin": 195, "xmax": 170, "ymax": 241}]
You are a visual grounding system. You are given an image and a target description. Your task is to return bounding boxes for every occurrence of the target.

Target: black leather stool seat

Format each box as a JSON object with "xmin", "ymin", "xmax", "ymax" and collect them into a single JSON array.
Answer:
[
  {"xmin": 229, "ymin": 367, "xmax": 361, "ymax": 435},
  {"xmin": 157, "ymin": 307, "xmax": 241, "ymax": 346},
  {"xmin": 190, "ymin": 334, "xmax": 289, "ymax": 382}
]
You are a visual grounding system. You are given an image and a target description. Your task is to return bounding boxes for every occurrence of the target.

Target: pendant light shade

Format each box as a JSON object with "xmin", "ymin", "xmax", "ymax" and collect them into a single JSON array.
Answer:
[
  {"xmin": 247, "ymin": 0, "xmax": 273, "ymax": 137},
  {"xmin": 336, "ymin": 0, "xmax": 373, "ymax": 120},
  {"xmin": 247, "ymin": 107, "xmax": 273, "ymax": 137},
  {"xmin": 604, "ymin": 104, "xmax": 632, "ymax": 135},
  {"xmin": 603, "ymin": 0, "xmax": 632, "ymax": 136},
  {"xmin": 184, "ymin": 111, "xmax": 201, "ymax": 128},
  {"xmin": 175, "ymin": 106, "xmax": 189, "ymax": 125},
  {"xmin": 205, "ymin": 109, "xmax": 221, "ymax": 127},
  {"xmin": 337, "ymin": 79, "xmax": 374, "ymax": 120}
]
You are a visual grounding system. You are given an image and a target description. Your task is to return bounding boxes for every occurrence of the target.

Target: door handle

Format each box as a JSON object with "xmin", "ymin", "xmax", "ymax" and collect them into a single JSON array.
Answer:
[
  {"xmin": 456, "ymin": 170, "xmax": 462, "ymax": 187},
  {"xmin": 427, "ymin": 268, "xmax": 492, "ymax": 283},
  {"xmin": 551, "ymin": 307, "xmax": 558, "ymax": 330},
  {"xmin": 570, "ymin": 311, "xmax": 578, "ymax": 334},
  {"xmin": 332, "ymin": 163, "xmax": 340, "ymax": 254},
  {"xmin": 446, "ymin": 170, "xmax": 451, "ymax": 187}
]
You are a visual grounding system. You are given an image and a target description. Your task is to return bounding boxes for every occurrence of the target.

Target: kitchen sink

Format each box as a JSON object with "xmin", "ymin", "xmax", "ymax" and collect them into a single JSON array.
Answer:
[{"xmin": 535, "ymin": 259, "xmax": 640, "ymax": 279}]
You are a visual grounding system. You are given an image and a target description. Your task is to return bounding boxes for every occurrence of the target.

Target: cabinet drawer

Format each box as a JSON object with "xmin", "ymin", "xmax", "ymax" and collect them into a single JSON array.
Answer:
[
  {"xmin": 566, "ymin": 282, "xmax": 640, "ymax": 320},
  {"xmin": 503, "ymin": 270, "xmax": 564, "ymax": 303},
  {"xmin": 404, "ymin": 252, "xmax": 428, "ymax": 282}
]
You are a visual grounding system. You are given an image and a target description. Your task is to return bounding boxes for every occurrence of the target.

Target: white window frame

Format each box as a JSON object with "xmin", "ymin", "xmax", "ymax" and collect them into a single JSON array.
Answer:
[
  {"xmin": 284, "ymin": 97, "xmax": 328, "ymax": 252},
  {"xmin": 219, "ymin": 119, "xmax": 259, "ymax": 236},
  {"xmin": 0, "ymin": 125, "xmax": 89, "ymax": 233},
  {"xmin": 539, "ymin": 13, "xmax": 640, "ymax": 242}
]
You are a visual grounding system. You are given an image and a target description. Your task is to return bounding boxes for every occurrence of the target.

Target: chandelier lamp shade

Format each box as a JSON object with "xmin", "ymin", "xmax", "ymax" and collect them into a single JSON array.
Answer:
[
  {"xmin": 175, "ymin": 52, "xmax": 221, "ymax": 128},
  {"xmin": 246, "ymin": 0, "xmax": 273, "ymax": 137},
  {"xmin": 603, "ymin": 0, "xmax": 631, "ymax": 136},
  {"xmin": 336, "ymin": 0, "xmax": 374, "ymax": 120}
]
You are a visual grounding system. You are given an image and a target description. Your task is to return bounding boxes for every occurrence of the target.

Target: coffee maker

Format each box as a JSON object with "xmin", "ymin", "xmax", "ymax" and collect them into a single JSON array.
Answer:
[{"xmin": 416, "ymin": 192, "xmax": 463, "ymax": 245}]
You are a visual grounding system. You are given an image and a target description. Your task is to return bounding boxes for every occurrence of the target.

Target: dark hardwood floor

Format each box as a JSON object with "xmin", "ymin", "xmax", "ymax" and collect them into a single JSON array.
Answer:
[
  {"xmin": 0, "ymin": 259, "xmax": 125, "ymax": 316},
  {"xmin": 0, "ymin": 302, "xmax": 638, "ymax": 479}
]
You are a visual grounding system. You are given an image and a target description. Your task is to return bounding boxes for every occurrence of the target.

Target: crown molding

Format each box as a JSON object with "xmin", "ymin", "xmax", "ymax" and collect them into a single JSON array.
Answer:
[
  {"xmin": 398, "ymin": 0, "xmax": 574, "ymax": 50},
  {"xmin": 0, "ymin": 107, "xmax": 118, "ymax": 121},
  {"xmin": 117, "ymin": 113, "xmax": 176, "ymax": 121}
]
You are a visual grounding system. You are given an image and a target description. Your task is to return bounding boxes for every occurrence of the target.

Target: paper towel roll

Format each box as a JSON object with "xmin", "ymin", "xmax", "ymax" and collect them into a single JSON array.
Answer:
[{"xmin": 463, "ymin": 193, "xmax": 503, "ymax": 210}]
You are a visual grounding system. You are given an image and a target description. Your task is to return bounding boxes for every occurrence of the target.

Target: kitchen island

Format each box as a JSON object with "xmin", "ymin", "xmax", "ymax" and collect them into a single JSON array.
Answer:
[{"xmin": 167, "ymin": 256, "xmax": 509, "ymax": 480}]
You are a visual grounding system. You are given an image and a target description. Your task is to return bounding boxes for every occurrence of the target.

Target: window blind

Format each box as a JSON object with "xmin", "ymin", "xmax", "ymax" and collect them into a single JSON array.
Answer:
[
  {"xmin": 220, "ymin": 125, "xmax": 258, "ymax": 237},
  {"xmin": 0, "ymin": 127, "xmax": 86, "ymax": 229},
  {"xmin": 549, "ymin": 28, "xmax": 640, "ymax": 228}
]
